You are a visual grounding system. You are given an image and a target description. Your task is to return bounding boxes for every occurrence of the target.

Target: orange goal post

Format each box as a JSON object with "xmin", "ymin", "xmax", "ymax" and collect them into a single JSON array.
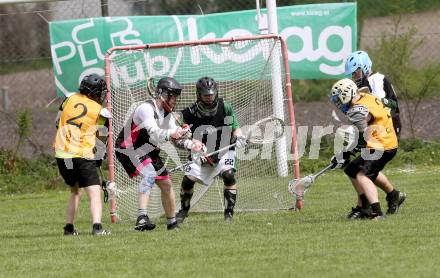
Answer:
[{"xmin": 104, "ymin": 34, "xmax": 300, "ymax": 222}]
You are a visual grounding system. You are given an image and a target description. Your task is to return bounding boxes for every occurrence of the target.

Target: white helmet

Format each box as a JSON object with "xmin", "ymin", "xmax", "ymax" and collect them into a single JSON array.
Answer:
[{"xmin": 329, "ymin": 78, "xmax": 358, "ymax": 114}]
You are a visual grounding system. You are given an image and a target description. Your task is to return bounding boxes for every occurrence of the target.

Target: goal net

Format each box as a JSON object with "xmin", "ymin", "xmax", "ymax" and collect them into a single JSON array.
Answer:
[{"xmin": 105, "ymin": 34, "xmax": 300, "ymax": 222}]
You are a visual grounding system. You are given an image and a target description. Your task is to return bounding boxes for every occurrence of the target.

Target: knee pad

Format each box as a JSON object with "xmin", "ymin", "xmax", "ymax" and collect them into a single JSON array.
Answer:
[
  {"xmin": 138, "ymin": 163, "xmax": 157, "ymax": 194},
  {"xmin": 221, "ymin": 169, "xmax": 236, "ymax": 186},
  {"xmin": 181, "ymin": 176, "xmax": 195, "ymax": 191},
  {"xmin": 138, "ymin": 175, "xmax": 155, "ymax": 194}
]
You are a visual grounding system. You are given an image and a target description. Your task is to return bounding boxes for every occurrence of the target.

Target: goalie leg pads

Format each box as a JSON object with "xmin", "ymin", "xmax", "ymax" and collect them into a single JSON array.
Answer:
[
  {"xmin": 181, "ymin": 175, "xmax": 195, "ymax": 191},
  {"xmin": 221, "ymin": 169, "xmax": 236, "ymax": 186},
  {"xmin": 224, "ymin": 188, "xmax": 237, "ymax": 215},
  {"xmin": 180, "ymin": 176, "xmax": 195, "ymax": 211},
  {"xmin": 180, "ymin": 190, "xmax": 193, "ymax": 211}
]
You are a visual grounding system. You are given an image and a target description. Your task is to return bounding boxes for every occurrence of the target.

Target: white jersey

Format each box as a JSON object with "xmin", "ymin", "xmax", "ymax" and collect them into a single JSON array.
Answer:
[
  {"xmin": 132, "ymin": 100, "xmax": 179, "ymax": 146},
  {"xmin": 367, "ymin": 72, "xmax": 386, "ymax": 99}
]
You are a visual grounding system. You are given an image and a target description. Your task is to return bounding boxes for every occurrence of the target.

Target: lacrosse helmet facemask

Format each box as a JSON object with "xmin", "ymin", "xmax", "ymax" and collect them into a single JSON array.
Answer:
[
  {"xmin": 329, "ymin": 78, "xmax": 358, "ymax": 114},
  {"xmin": 156, "ymin": 77, "xmax": 183, "ymax": 113},
  {"xmin": 196, "ymin": 76, "xmax": 219, "ymax": 117},
  {"xmin": 79, "ymin": 74, "xmax": 106, "ymax": 103}
]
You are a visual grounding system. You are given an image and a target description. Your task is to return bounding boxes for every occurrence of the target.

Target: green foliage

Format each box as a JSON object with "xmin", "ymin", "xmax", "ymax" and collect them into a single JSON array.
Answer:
[
  {"xmin": 16, "ymin": 109, "xmax": 32, "ymax": 139},
  {"xmin": 292, "ymin": 79, "xmax": 334, "ymax": 102},
  {"xmin": 390, "ymin": 139, "xmax": 440, "ymax": 167},
  {"xmin": 0, "ymin": 150, "xmax": 64, "ymax": 194},
  {"xmin": 298, "ymin": 137, "xmax": 440, "ymax": 174},
  {"xmin": 1, "ymin": 138, "xmax": 438, "ymax": 195},
  {"xmin": 1, "ymin": 168, "xmax": 440, "ymax": 277},
  {"xmin": 357, "ymin": 0, "xmax": 440, "ymax": 17},
  {"xmin": 11, "ymin": 109, "xmax": 32, "ymax": 161},
  {"xmin": 368, "ymin": 17, "xmax": 440, "ymax": 138},
  {"xmin": 0, "ymin": 59, "xmax": 52, "ymax": 75}
]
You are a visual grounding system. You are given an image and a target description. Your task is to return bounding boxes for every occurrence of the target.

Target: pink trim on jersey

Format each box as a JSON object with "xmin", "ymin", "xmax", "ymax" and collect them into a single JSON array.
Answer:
[
  {"xmin": 121, "ymin": 122, "xmax": 140, "ymax": 148},
  {"xmin": 129, "ymin": 157, "xmax": 153, "ymax": 178},
  {"xmin": 155, "ymin": 175, "xmax": 169, "ymax": 180}
]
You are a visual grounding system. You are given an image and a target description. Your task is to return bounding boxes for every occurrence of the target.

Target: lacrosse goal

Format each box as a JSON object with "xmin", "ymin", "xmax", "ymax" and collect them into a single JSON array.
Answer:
[{"xmin": 105, "ymin": 34, "xmax": 300, "ymax": 222}]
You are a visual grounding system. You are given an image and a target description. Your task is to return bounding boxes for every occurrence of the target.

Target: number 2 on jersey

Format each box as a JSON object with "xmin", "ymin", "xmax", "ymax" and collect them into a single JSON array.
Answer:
[{"xmin": 66, "ymin": 103, "xmax": 88, "ymax": 128}]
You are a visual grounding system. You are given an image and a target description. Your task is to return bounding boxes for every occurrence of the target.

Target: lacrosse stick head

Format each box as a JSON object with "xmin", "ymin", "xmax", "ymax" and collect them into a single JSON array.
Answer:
[
  {"xmin": 246, "ymin": 116, "xmax": 285, "ymax": 144},
  {"xmin": 106, "ymin": 181, "xmax": 120, "ymax": 199},
  {"xmin": 288, "ymin": 175, "xmax": 315, "ymax": 210}
]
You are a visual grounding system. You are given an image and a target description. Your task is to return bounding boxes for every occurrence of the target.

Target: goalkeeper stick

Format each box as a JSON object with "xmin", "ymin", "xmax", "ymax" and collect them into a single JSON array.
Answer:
[
  {"xmin": 169, "ymin": 115, "xmax": 285, "ymax": 172},
  {"xmin": 288, "ymin": 163, "xmax": 334, "ymax": 209}
]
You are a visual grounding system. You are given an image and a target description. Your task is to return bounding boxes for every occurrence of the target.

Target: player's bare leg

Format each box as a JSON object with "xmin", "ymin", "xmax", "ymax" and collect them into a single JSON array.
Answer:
[
  {"xmin": 356, "ymin": 172, "xmax": 384, "ymax": 219},
  {"xmin": 85, "ymin": 184, "xmax": 110, "ymax": 235},
  {"xmin": 157, "ymin": 179, "xmax": 179, "ymax": 230},
  {"xmin": 134, "ymin": 181, "xmax": 156, "ymax": 231},
  {"xmin": 64, "ymin": 185, "xmax": 82, "ymax": 235}
]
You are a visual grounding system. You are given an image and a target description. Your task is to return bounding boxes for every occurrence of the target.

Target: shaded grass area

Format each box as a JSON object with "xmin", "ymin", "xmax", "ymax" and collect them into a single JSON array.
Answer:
[{"xmin": 0, "ymin": 166, "xmax": 439, "ymax": 277}]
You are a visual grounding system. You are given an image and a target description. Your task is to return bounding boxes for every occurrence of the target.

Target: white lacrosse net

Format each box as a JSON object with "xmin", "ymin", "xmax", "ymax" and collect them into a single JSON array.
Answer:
[{"xmin": 107, "ymin": 36, "xmax": 296, "ymax": 221}]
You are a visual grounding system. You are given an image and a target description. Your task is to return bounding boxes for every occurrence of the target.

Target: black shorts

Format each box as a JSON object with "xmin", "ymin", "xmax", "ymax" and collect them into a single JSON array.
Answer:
[
  {"xmin": 56, "ymin": 158, "xmax": 100, "ymax": 187},
  {"xmin": 116, "ymin": 149, "xmax": 168, "ymax": 178},
  {"xmin": 344, "ymin": 149, "xmax": 397, "ymax": 181}
]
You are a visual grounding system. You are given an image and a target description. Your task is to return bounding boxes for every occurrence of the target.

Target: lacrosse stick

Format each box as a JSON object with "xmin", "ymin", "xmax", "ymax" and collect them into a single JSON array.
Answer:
[
  {"xmin": 288, "ymin": 163, "xmax": 334, "ymax": 210},
  {"xmin": 169, "ymin": 115, "xmax": 285, "ymax": 173},
  {"xmin": 97, "ymin": 166, "xmax": 109, "ymax": 203}
]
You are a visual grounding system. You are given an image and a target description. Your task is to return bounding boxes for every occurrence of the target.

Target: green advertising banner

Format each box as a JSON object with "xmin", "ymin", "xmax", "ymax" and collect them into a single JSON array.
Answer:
[{"xmin": 50, "ymin": 3, "xmax": 356, "ymax": 97}]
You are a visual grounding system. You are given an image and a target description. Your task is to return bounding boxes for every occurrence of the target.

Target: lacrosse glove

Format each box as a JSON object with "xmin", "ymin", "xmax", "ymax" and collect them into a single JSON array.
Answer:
[
  {"xmin": 191, "ymin": 141, "xmax": 209, "ymax": 166},
  {"xmin": 330, "ymin": 151, "xmax": 352, "ymax": 169},
  {"xmin": 231, "ymin": 135, "xmax": 248, "ymax": 149}
]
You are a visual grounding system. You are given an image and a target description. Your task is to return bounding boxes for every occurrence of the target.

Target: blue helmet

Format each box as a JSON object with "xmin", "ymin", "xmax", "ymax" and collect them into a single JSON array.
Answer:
[{"xmin": 344, "ymin": 50, "xmax": 372, "ymax": 76}]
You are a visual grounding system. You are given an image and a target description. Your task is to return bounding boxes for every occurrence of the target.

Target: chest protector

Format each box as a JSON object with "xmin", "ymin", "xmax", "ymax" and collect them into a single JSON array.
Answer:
[{"xmin": 182, "ymin": 98, "xmax": 233, "ymax": 154}]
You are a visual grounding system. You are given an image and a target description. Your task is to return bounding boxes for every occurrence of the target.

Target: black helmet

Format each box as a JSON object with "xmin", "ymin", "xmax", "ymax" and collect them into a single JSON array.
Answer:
[
  {"xmin": 156, "ymin": 77, "xmax": 182, "ymax": 112},
  {"xmin": 79, "ymin": 74, "xmax": 105, "ymax": 103},
  {"xmin": 156, "ymin": 77, "xmax": 182, "ymax": 97},
  {"xmin": 196, "ymin": 76, "xmax": 219, "ymax": 117}
]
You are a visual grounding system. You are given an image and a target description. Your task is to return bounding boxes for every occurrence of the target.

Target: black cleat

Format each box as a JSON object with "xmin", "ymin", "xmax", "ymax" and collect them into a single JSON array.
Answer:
[
  {"xmin": 167, "ymin": 221, "xmax": 179, "ymax": 230},
  {"xmin": 347, "ymin": 206, "xmax": 371, "ymax": 219},
  {"xmin": 386, "ymin": 191, "xmax": 406, "ymax": 214},
  {"xmin": 176, "ymin": 209, "xmax": 189, "ymax": 224},
  {"xmin": 92, "ymin": 223, "xmax": 111, "ymax": 235},
  {"xmin": 63, "ymin": 225, "xmax": 79, "ymax": 236},
  {"xmin": 224, "ymin": 212, "xmax": 233, "ymax": 223},
  {"xmin": 134, "ymin": 214, "xmax": 156, "ymax": 231}
]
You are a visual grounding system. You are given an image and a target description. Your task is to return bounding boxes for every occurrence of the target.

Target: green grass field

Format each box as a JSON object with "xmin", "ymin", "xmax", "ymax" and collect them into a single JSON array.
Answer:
[{"xmin": 1, "ymin": 166, "xmax": 439, "ymax": 278}]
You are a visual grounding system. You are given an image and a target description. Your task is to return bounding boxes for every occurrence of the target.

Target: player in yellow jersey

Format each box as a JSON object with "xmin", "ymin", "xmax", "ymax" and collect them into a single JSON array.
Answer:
[
  {"xmin": 54, "ymin": 73, "xmax": 111, "ymax": 235},
  {"xmin": 329, "ymin": 78, "xmax": 406, "ymax": 220}
]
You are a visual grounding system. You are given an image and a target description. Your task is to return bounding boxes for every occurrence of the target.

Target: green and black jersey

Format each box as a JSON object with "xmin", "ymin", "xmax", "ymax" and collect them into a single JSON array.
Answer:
[{"xmin": 181, "ymin": 98, "xmax": 239, "ymax": 156}]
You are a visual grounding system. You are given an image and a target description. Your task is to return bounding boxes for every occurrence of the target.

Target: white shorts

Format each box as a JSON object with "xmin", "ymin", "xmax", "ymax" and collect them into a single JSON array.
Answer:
[{"xmin": 184, "ymin": 150, "xmax": 236, "ymax": 186}]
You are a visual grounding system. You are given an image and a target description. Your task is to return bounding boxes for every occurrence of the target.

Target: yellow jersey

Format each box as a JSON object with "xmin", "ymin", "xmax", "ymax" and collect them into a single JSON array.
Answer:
[
  {"xmin": 54, "ymin": 93, "xmax": 102, "ymax": 159},
  {"xmin": 352, "ymin": 93, "xmax": 398, "ymax": 150}
]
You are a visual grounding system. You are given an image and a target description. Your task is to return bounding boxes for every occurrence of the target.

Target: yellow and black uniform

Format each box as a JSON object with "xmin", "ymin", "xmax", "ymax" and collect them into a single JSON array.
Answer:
[
  {"xmin": 355, "ymin": 92, "xmax": 397, "ymax": 150},
  {"xmin": 54, "ymin": 93, "xmax": 102, "ymax": 187},
  {"xmin": 344, "ymin": 93, "xmax": 398, "ymax": 181}
]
